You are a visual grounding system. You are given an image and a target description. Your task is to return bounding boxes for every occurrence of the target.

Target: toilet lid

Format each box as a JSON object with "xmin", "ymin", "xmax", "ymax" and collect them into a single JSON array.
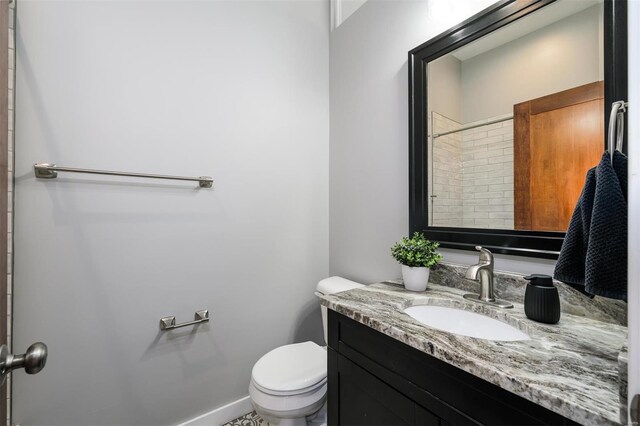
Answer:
[{"xmin": 252, "ymin": 342, "xmax": 326, "ymax": 392}]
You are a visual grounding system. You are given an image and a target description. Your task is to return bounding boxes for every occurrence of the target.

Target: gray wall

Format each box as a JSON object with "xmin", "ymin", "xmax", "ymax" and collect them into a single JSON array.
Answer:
[
  {"xmin": 461, "ymin": 5, "xmax": 603, "ymax": 122},
  {"xmin": 12, "ymin": 1, "xmax": 328, "ymax": 425},
  {"xmin": 329, "ymin": 0, "xmax": 556, "ymax": 280},
  {"xmin": 428, "ymin": 55, "xmax": 462, "ymax": 123}
]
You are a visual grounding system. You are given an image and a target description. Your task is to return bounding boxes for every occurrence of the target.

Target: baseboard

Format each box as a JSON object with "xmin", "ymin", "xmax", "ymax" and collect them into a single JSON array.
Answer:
[{"xmin": 177, "ymin": 395, "xmax": 253, "ymax": 426}]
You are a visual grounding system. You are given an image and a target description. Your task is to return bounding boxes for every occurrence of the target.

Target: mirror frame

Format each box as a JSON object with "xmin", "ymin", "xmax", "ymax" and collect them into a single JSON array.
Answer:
[{"xmin": 409, "ymin": 0, "xmax": 627, "ymax": 259}]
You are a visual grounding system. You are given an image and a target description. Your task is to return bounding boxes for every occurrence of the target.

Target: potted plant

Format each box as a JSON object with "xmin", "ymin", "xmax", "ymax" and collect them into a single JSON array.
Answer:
[{"xmin": 391, "ymin": 232, "xmax": 443, "ymax": 291}]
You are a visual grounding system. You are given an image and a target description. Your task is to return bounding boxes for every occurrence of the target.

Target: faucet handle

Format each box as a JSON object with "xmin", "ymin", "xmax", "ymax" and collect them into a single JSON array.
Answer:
[{"xmin": 475, "ymin": 246, "xmax": 494, "ymax": 266}]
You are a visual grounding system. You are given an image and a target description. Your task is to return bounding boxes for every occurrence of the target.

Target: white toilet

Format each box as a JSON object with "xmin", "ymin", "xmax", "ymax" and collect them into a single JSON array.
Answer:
[{"xmin": 249, "ymin": 277, "xmax": 364, "ymax": 426}]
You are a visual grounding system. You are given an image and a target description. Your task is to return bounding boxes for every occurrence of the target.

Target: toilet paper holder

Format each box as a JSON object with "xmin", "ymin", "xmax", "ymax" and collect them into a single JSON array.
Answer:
[{"xmin": 160, "ymin": 310, "xmax": 209, "ymax": 331}]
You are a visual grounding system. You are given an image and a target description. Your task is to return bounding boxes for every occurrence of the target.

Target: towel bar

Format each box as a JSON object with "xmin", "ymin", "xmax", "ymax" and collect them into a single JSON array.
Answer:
[{"xmin": 34, "ymin": 163, "xmax": 213, "ymax": 188}]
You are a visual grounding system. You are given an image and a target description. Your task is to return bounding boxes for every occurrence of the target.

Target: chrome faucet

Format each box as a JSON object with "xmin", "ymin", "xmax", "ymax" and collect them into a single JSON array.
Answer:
[{"xmin": 463, "ymin": 246, "xmax": 513, "ymax": 309}]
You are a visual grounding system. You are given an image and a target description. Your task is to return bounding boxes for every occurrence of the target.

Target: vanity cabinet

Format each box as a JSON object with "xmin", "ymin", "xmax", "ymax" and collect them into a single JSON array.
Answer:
[{"xmin": 327, "ymin": 310, "xmax": 579, "ymax": 426}]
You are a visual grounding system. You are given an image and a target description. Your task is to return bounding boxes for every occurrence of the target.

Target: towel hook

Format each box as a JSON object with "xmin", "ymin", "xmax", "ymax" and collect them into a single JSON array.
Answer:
[
  {"xmin": 615, "ymin": 109, "xmax": 625, "ymax": 152},
  {"xmin": 608, "ymin": 100, "xmax": 628, "ymax": 163}
]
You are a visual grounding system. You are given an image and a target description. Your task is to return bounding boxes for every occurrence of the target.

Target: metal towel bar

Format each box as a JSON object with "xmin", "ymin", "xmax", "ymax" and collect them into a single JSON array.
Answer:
[
  {"xmin": 160, "ymin": 310, "xmax": 209, "ymax": 331},
  {"xmin": 34, "ymin": 163, "xmax": 213, "ymax": 188}
]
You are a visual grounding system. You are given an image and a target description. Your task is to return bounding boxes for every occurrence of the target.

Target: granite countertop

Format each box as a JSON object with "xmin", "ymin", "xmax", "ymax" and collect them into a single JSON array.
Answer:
[{"xmin": 319, "ymin": 281, "xmax": 627, "ymax": 426}]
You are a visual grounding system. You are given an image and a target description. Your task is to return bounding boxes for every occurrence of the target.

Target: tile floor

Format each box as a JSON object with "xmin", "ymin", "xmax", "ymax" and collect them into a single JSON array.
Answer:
[{"xmin": 223, "ymin": 411, "xmax": 265, "ymax": 426}]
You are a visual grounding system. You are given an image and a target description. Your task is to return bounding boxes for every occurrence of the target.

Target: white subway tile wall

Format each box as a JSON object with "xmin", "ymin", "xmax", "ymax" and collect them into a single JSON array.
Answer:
[
  {"xmin": 6, "ymin": 2, "xmax": 14, "ymax": 424},
  {"xmin": 430, "ymin": 113, "xmax": 464, "ymax": 227},
  {"xmin": 461, "ymin": 115, "xmax": 514, "ymax": 229},
  {"xmin": 430, "ymin": 113, "xmax": 514, "ymax": 229}
]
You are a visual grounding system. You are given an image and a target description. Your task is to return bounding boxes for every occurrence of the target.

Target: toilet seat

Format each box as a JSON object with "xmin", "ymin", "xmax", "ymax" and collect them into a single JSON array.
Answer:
[
  {"xmin": 249, "ymin": 342, "xmax": 328, "ymax": 425},
  {"xmin": 251, "ymin": 342, "xmax": 327, "ymax": 395},
  {"xmin": 252, "ymin": 376, "xmax": 327, "ymax": 397}
]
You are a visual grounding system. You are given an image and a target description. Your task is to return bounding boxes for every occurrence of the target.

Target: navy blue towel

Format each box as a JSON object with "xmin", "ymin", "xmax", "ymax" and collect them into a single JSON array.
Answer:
[
  {"xmin": 553, "ymin": 168, "xmax": 595, "ymax": 290},
  {"xmin": 554, "ymin": 151, "xmax": 627, "ymax": 301}
]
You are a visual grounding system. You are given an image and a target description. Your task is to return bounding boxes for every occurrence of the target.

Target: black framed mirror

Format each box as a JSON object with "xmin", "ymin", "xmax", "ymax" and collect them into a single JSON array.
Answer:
[{"xmin": 409, "ymin": 0, "xmax": 627, "ymax": 259}]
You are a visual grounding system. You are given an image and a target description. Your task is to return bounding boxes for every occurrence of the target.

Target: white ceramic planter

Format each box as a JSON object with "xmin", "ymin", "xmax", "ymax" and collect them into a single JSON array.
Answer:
[{"xmin": 401, "ymin": 265, "xmax": 430, "ymax": 292}]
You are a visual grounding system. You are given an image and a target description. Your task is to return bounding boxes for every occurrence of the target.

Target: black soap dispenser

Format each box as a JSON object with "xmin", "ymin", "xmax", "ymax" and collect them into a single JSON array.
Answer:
[{"xmin": 524, "ymin": 274, "xmax": 561, "ymax": 324}]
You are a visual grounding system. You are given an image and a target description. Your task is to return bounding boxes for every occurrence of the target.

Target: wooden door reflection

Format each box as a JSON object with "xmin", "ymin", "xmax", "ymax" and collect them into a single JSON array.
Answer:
[{"xmin": 514, "ymin": 82, "xmax": 604, "ymax": 232}]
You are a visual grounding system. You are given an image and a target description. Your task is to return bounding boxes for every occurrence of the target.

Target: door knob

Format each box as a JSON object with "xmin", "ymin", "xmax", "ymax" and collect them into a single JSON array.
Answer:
[{"xmin": 0, "ymin": 342, "xmax": 48, "ymax": 385}]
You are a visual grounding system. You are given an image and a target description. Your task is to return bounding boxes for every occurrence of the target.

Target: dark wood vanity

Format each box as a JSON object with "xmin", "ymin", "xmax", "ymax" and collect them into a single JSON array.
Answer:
[{"xmin": 327, "ymin": 310, "xmax": 579, "ymax": 426}]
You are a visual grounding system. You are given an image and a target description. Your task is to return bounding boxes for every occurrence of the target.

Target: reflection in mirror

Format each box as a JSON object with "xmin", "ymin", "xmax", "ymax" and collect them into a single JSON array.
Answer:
[{"xmin": 427, "ymin": 0, "xmax": 603, "ymax": 232}]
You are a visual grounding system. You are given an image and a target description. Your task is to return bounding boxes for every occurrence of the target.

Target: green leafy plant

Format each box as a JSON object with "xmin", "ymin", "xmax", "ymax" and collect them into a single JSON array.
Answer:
[{"xmin": 391, "ymin": 232, "xmax": 443, "ymax": 268}]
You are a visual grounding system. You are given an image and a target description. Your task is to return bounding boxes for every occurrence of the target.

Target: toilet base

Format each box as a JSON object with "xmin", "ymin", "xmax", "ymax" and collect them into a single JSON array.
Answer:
[
  {"xmin": 264, "ymin": 417, "xmax": 307, "ymax": 426},
  {"xmin": 250, "ymin": 389, "xmax": 326, "ymax": 426},
  {"xmin": 306, "ymin": 402, "xmax": 327, "ymax": 426},
  {"xmin": 249, "ymin": 377, "xmax": 326, "ymax": 426},
  {"xmin": 258, "ymin": 404, "xmax": 326, "ymax": 426},
  {"xmin": 251, "ymin": 398, "xmax": 325, "ymax": 426}
]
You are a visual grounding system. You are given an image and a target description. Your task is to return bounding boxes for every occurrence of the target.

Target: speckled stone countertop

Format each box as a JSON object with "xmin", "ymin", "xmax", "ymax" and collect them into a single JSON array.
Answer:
[{"xmin": 319, "ymin": 281, "xmax": 627, "ymax": 426}]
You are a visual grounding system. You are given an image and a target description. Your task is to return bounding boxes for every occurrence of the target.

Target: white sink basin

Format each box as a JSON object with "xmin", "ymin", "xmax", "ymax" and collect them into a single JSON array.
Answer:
[{"xmin": 404, "ymin": 305, "xmax": 529, "ymax": 342}]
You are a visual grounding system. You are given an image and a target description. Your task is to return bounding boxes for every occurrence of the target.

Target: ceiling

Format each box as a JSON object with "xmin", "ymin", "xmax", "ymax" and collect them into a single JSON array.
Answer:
[{"xmin": 452, "ymin": 0, "xmax": 602, "ymax": 62}]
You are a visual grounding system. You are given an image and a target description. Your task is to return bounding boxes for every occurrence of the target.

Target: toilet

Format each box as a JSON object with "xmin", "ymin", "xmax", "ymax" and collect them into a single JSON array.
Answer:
[{"xmin": 249, "ymin": 277, "xmax": 364, "ymax": 426}]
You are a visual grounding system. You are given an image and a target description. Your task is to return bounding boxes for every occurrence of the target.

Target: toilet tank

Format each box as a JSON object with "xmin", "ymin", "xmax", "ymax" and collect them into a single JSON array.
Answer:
[{"xmin": 316, "ymin": 277, "xmax": 364, "ymax": 345}]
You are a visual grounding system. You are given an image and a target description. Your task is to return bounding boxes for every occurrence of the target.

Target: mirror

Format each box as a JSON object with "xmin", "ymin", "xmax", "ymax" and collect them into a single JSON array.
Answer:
[
  {"xmin": 409, "ymin": 0, "xmax": 627, "ymax": 257},
  {"xmin": 428, "ymin": 0, "xmax": 603, "ymax": 232}
]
